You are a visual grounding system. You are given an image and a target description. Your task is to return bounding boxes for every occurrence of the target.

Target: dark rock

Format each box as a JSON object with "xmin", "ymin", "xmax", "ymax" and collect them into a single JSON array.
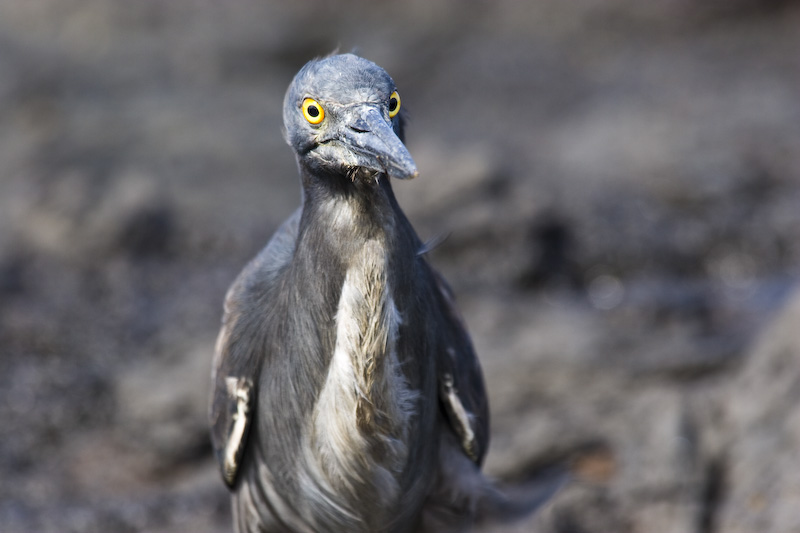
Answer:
[{"xmin": 116, "ymin": 204, "xmax": 175, "ymax": 258}]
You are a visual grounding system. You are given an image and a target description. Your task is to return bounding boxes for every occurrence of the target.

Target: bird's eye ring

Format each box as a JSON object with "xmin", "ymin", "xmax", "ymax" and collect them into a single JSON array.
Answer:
[
  {"xmin": 302, "ymin": 98, "xmax": 325, "ymax": 124},
  {"xmin": 388, "ymin": 91, "xmax": 401, "ymax": 118}
]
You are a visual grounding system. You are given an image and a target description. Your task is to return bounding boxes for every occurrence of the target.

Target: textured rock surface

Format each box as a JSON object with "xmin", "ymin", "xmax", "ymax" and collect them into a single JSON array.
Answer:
[
  {"xmin": 715, "ymin": 290, "xmax": 800, "ymax": 533},
  {"xmin": 1, "ymin": 1, "xmax": 799, "ymax": 532}
]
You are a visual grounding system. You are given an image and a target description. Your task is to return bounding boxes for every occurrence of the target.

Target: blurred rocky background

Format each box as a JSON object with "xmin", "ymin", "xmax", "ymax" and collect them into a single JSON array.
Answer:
[{"xmin": 1, "ymin": 1, "xmax": 799, "ymax": 532}]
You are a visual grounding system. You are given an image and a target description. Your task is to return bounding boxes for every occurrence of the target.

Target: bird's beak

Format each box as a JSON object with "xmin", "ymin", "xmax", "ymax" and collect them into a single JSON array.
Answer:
[{"xmin": 337, "ymin": 106, "xmax": 418, "ymax": 180}]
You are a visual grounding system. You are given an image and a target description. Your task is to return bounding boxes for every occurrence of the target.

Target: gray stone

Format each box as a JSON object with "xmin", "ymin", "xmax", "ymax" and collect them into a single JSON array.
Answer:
[{"xmin": 717, "ymin": 289, "xmax": 800, "ymax": 533}]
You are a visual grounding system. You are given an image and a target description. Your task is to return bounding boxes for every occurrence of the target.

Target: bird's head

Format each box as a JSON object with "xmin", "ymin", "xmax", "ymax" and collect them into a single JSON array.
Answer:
[{"xmin": 283, "ymin": 54, "xmax": 418, "ymax": 183}]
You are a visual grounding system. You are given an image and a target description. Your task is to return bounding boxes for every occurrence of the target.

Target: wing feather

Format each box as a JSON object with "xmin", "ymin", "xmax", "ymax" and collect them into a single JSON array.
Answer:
[
  {"xmin": 432, "ymin": 270, "xmax": 490, "ymax": 465},
  {"xmin": 209, "ymin": 208, "xmax": 301, "ymax": 487}
]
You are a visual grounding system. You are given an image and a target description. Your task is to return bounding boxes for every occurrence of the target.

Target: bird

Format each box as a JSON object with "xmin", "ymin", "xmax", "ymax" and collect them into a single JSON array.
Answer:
[{"xmin": 209, "ymin": 53, "xmax": 562, "ymax": 533}]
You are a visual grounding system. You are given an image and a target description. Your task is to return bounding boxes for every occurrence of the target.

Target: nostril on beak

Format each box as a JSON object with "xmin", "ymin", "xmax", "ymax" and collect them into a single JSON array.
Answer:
[{"xmin": 349, "ymin": 118, "xmax": 370, "ymax": 133}]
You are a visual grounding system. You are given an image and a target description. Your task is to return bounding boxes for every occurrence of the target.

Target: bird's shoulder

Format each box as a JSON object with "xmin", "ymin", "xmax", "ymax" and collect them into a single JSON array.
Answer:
[
  {"xmin": 209, "ymin": 207, "xmax": 301, "ymax": 487},
  {"xmin": 228, "ymin": 207, "xmax": 301, "ymax": 308}
]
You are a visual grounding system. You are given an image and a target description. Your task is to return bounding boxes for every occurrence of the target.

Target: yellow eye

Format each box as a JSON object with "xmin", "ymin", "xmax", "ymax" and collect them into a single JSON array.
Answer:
[
  {"xmin": 388, "ymin": 91, "xmax": 401, "ymax": 118},
  {"xmin": 302, "ymin": 98, "xmax": 324, "ymax": 124}
]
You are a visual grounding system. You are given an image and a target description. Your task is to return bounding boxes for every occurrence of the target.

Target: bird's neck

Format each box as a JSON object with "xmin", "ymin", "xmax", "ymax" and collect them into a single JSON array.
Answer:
[
  {"xmin": 291, "ymin": 166, "xmax": 420, "ymax": 515},
  {"xmin": 293, "ymin": 164, "xmax": 419, "ymax": 380},
  {"xmin": 294, "ymin": 164, "xmax": 407, "ymax": 374},
  {"xmin": 296, "ymin": 165, "xmax": 408, "ymax": 261}
]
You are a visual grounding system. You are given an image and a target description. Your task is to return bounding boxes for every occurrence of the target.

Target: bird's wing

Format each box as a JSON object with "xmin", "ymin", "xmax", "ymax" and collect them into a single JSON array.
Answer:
[
  {"xmin": 432, "ymin": 270, "xmax": 490, "ymax": 465},
  {"xmin": 209, "ymin": 208, "xmax": 301, "ymax": 487}
]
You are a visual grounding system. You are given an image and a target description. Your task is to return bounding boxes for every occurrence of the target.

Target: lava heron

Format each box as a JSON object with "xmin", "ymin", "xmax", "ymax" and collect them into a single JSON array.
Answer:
[{"xmin": 210, "ymin": 53, "xmax": 561, "ymax": 533}]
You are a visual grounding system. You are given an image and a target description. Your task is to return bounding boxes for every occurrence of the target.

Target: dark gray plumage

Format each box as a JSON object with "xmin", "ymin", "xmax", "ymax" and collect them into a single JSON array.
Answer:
[{"xmin": 210, "ymin": 53, "xmax": 561, "ymax": 533}]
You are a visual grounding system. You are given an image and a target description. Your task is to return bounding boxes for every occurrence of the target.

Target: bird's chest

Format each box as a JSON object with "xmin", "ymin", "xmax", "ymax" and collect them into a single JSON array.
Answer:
[{"xmin": 304, "ymin": 238, "xmax": 419, "ymax": 518}]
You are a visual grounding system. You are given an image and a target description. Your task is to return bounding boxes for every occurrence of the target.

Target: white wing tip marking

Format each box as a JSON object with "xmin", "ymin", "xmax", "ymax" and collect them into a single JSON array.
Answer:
[
  {"xmin": 223, "ymin": 376, "xmax": 252, "ymax": 485},
  {"xmin": 441, "ymin": 372, "xmax": 478, "ymax": 462}
]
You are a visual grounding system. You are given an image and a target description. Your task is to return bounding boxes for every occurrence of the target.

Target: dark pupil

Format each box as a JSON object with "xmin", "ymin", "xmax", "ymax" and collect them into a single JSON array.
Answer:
[
  {"xmin": 307, "ymin": 105, "xmax": 319, "ymax": 117},
  {"xmin": 389, "ymin": 97, "xmax": 398, "ymax": 112}
]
